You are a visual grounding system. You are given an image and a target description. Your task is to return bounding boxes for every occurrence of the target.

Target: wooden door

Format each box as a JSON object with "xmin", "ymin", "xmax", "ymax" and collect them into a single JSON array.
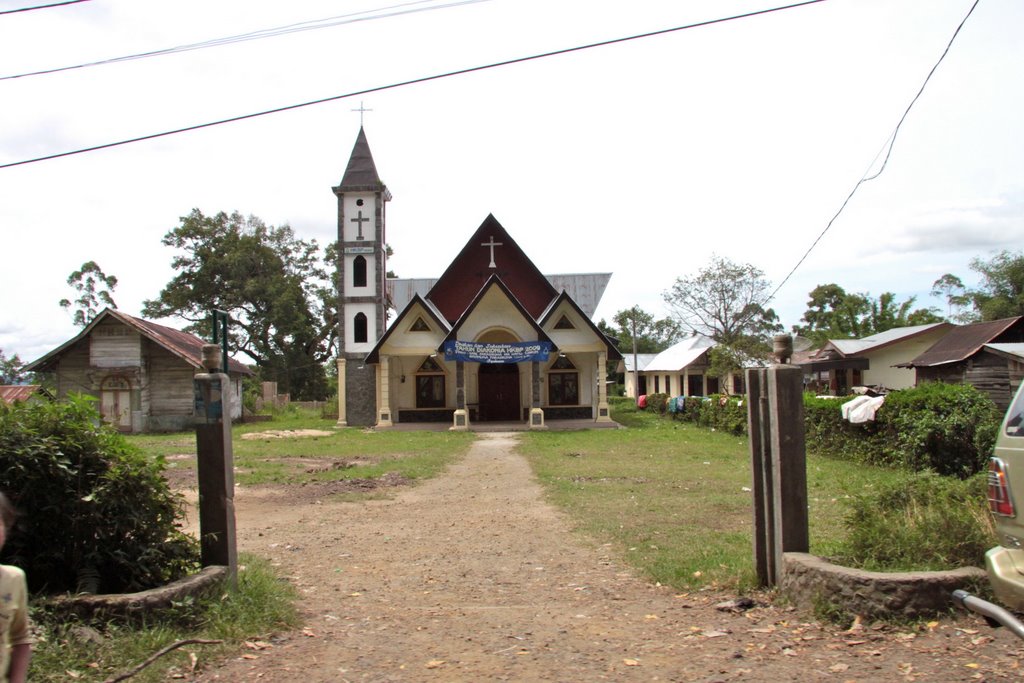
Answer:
[
  {"xmin": 100, "ymin": 376, "xmax": 132, "ymax": 431},
  {"xmin": 478, "ymin": 364, "xmax": 521, "ymax": 421}
]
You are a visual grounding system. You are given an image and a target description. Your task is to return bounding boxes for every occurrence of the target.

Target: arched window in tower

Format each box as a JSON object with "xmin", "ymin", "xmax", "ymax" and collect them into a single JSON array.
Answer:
[
  {"xmin": 353, "ymin": 312, "xmax": 368, "ymax": 343},
  {"xmin": 353, "ymin": 255, "xmax": 367, "ymax": 288}
]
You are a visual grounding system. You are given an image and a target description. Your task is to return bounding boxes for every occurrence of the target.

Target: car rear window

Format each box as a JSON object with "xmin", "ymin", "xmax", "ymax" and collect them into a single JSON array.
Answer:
[{"xmin": 1005, "ymin": 386, "xmax": 1024, "ymax": 437}]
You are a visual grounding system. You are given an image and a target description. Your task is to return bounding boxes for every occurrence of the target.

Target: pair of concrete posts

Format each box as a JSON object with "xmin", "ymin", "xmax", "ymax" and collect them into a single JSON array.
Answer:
[
  {"xmin": 747, "ymin": 335, "xmax": 809, "ymax": 588},
  {"xmin": 193, "ymin": 344, "xmax": 238, "ymax": 584}
]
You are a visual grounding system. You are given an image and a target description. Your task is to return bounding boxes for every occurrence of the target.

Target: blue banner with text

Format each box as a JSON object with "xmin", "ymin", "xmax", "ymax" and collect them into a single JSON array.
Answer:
[{"xmin": 443, "ymin": 340, "xmax": 553, "ymax": 364}]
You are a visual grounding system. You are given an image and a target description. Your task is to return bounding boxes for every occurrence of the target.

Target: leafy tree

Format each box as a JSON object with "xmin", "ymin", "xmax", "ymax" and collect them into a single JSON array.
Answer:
[
  {"xmin": 936, "ymin": 250, "xmax": 1024, "ymax": 322},
  {"xmin": 58, "ymin": 260, "xmax": 118, "ymax": 327},
  {"xmin": 600, "ymin": 306, "xmax": 682, "ymax": 355},
  {"xmin": 0, "ymin": 349, "xmax": 27, "ymax": 385},
  {"xmin": 662, "ymin": 256, "xmax": 782, "ymax": 380},
  {"xmin": 143, "ymin": 209, "xmax": 334, "ymax": 400},
  {"xmin": 930, "ymin": 273, "xmax": 970, "ymax": 321},
  {"xmin": 792, "ymin": 283, "xmax": 942, "ymax": 345}
]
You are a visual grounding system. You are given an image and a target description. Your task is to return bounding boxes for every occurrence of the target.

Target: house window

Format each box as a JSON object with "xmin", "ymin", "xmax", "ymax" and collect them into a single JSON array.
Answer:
[
  {"xmin": 654, "ymin": 375, "xmax": 660, "ymax": 393},
  {"xmin": 707, "ymin": 376, "xmax": 720, "ymax": 395},
  {"xmin": 688, "ymin": 374, "xmax": 704, "ymax": 396},
  {"xmin": 665, "ymin": 375, "xmax": 671, "ymax": 395},
  {"xmin": 733, "ymin": 375, "xmax": 745, "ymax": 394},
  {"xmin": 416, "ymin": 357, "xmax": 445, "ymax": 408},
  {"xmin": 548, "ymin": 356, "xmax": 579, "ymax": 405},
  {"xmin": 353, "ymin": 255, "xmax": 367, "ymax": 287},
  {"xmin": 353, "ymin": 312, "xmax": 368, "ymax": 343}
]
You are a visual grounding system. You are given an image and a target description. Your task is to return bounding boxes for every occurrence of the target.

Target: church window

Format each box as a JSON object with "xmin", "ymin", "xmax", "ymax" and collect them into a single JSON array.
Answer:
[
  {"xmin": 353, "ymin": 313, "xmax": 368, "ymax": 343},
  {"xmin": 416, "ymin": 356, "xmax": 445, "ymax": 408},
  {"xmin": 353, "ymin": 256, "xmax": 367, "ymax": 287},
  {"xmin": 548, "ymin": 356, "xmax": 578, "ymax": 406},
  {"xmin": 409, "ymin": 317, "xmax": 431, "ymax": 332},
  {"xmin": 554, "ymin": 315, "xmax": 575, "ymax": 330}
]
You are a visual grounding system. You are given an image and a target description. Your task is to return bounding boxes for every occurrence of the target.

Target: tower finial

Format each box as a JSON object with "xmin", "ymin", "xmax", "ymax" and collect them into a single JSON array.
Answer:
[{"xmin": 351, "ymin": 101, "xmax": 373, "ymax": 127}]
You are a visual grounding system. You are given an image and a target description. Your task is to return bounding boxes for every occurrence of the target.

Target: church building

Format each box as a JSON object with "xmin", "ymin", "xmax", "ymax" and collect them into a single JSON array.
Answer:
[{"xmin": 334, "ymin": 128, "xmax": 621, "ymax": 430}]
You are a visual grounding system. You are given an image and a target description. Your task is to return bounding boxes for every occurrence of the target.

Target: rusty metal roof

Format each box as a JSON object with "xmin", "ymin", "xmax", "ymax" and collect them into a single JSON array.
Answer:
[
  {"xmin": 0, "ymin": 385, "xmax": 51, "ymax": 404},
  {"xmin": 26, "ymin": 308, "xmax": 253, "ymax": 375},
  {"xmin": 906, "ymin": 316, "xmax": 1024, "ymax": 367}
]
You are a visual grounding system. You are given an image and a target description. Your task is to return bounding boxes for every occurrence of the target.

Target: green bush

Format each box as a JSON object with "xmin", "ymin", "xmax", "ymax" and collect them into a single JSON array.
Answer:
[
  {"xmin": 645, "ymin": 393, "xmax": 668, "ymax": 414},
  {"xmin": 879, "ymin": 382, "xmax": 999, "ymax": 477},
  {"xmin": 803, "ymin": 395, "xmax": 886, "ymax": 463},
  {"xmin": 0, "ymin": 396, "xmax": 199, "ymax": 594},
  {"xmin": 836, "ymin": 472, "xmax": 995, "ymax": 571},
  {"xmin": 669, "ymin": 395, "xmax": 747, "ymax": 435}
]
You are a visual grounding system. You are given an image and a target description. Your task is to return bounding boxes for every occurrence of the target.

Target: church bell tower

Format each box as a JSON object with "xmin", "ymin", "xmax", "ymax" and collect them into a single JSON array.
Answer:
[{"xmin": 334, "ymin": 127, "xmax": 390, "ymax": 426}]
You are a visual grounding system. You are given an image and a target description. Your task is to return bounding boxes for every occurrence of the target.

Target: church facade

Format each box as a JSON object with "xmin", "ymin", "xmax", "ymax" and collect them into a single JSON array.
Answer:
[{"xmin": 334, "ymin": 129, "xmax": 620, "ymax": 430}]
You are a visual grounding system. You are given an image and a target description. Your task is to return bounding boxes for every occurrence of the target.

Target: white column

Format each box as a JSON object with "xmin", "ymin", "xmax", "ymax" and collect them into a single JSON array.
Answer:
[
  {"xmin": 378, "ymin": 355, "xmax": 393, "ymax": 427},
  {"xmin": 596, "ymin": 351, "xmax": 611, "ymax": 422},
  {"xmin": 335, "ymin": 359, "xmax": 347, "ymax": 427}
]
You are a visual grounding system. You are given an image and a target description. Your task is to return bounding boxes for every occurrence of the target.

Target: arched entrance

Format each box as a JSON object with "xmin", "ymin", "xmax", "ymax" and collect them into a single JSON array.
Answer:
[{"xmin": 478, "ymin": 364, "xmax": 521, "ymax": 421}]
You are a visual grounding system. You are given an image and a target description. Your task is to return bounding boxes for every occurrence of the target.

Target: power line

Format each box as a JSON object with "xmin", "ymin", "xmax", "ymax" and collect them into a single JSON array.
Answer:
[
  {"xmin": 0, "ymin": 0, "xmax": 830, "ymax": 170},
  {"xmin": 0, "ymin": 0, "xmax": 90, "ymax": 15},
  {"xmin": 763, "ymin": 0, "xmax": 982, "ymax": 307},
  {"xmin": 1, "ymin": 0, "xmax": 493, "ymax": 81}
]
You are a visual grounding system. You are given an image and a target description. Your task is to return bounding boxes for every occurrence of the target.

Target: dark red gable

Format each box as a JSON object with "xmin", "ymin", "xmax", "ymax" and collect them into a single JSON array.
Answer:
[{"xmin": 427, "ymin": 215, "xmax": 557, "ymax": 322}]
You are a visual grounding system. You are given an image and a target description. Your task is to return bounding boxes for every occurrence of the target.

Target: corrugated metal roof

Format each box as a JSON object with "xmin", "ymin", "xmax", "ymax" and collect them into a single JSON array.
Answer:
[
  {"xmin": 985, "ymin": 343, "xmax": 1024, "ymax": 361},
  {"xmin": 26, "ymin": 309, "xmax": 252, "ymax": 375},
  {"xmin": 826, "ymin": 322, "xmax": 950, "ymax": 357},
  {"xmin": 643, "ymin": 335, "xmax": 716, "ymax": 372},
  {"xmin": 907, "ymin": 317, "xmax": 1023, "ymax": 367},
  {"xmin": 0, "ymin": 385, "xmax": 47, "ymax": 404},
  {"xmin": 389, "ymin": 273, "xmax": 611, "ymax": 319},
  {"xmin": 621, "ymin": 354, "xmax": 658, "ymax": 372}
]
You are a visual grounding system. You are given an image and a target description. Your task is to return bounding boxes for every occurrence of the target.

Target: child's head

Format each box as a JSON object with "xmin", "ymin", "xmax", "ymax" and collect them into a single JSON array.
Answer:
[{"xmin": 0, "ymin": 492, "xmax": 14, "ymax": 549}]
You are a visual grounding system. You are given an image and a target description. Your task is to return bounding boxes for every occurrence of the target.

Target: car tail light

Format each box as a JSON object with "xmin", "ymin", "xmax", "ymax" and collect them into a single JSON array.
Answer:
[{"xmin": 989, "ymin": 457, "xmax": 1016, "ymax": 517}]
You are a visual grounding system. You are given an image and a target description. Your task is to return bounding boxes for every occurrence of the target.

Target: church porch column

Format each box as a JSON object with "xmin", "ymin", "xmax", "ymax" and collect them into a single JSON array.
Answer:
[
  {"xmin": 452, "ymin": 360, "xmax": 469, "ymax": 431},
  {"xmin": 377, "ymin": 355, "xmax": 393, "ymax": 427},
  {"xmin": 335, "ymin": 359, "xmax": 347, "ymax": 427},
  {"xmin": 596, "ymin": 351, "xmax": 611, "ymax": 422},
  {"xmin": 529, "ymin": 360, "xmax": 545, "ymax": 429}
]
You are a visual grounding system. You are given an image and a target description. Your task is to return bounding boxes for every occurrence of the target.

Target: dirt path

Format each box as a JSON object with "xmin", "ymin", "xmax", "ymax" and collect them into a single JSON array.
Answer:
[{"xmin": 194, "ymin": 433, "xmax": 1022, "ymax": 682}]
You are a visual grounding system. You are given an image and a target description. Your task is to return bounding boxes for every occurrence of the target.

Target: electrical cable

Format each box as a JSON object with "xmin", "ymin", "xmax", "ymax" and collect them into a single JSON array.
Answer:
[
  {"xmin": 0, "ymin": 0, "xmax": 89, "ymax": 15},
  {"xmin": 0, "ymin": 0, "xmax": 829, "ymax": 170},
  {"xmin": 1, "ymin": 0, "xmax": 491, "ymax": 81},
  {"xmin": 762, "ymin": 0, "xmax": 981, "ymax": 307}
]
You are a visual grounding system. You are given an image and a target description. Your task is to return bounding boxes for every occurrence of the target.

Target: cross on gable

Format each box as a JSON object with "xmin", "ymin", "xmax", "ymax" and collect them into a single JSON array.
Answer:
[
  {"xmin": 481, "ymin": 235, "xmax": 503, "ymax": 269},
  {"xmin": 351, "ymin": 210, "xmax": 370, "ymax": 239}
]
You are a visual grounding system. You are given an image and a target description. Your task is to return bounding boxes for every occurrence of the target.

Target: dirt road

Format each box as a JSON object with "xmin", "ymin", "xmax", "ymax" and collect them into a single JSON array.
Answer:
[{"xmin": 194, "ymin": 433, "xmax": 1022, "ymax": 682}]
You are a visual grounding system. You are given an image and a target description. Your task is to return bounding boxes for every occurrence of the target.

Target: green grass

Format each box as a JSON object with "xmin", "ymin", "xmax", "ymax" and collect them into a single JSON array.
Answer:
[
  {"xmin": 518, "ymin": 398, "xmax": 913, "ymax": 592},
  {"xmin": 130, "ymin": 410, "xmax": 474, "ymax": 487},
  {"xmin": 29, "ymin": 553, "xmax": 298, "ymax": 683}
]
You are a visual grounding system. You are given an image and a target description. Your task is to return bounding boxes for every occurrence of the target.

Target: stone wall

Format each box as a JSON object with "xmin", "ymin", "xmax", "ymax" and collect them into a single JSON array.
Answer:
[
  {"xmin": 345, "ymin": 361, "xmax": 377, "ymax": 426},
  {"xmin": 781, "ymin": 552, "xmax": 988, "ymax": 619}
]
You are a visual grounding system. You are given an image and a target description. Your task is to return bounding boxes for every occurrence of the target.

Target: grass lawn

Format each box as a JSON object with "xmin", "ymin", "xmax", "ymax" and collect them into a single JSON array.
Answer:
[
  {"xmin": 518, "ymin": 398, "xmax": 913, "ymax": 592},
  {"xmin": 129, "ymin": 409, "xmax": 474, "ymax": 487}
]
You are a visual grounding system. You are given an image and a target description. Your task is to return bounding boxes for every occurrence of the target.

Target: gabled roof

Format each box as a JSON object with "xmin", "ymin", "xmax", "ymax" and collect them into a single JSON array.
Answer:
[
  {"xmin": 427, "ymin": 215, "xmax": 558, "ymax": 322},
  {"xmin": 985, "ymin": 343, "xmax": 1024, "ymax": 363},
  {"xmin": 906, "ymin": 317, "xmax": 1024, "ymax": 367},
  {"xmin": 822, "ymin": 322, "xmax": 951, "ymax": 357},
  {"xmin": 0, "ymin": 385, "xmax": 52, "ymax": 404},
  {"xmin": 26, "ymin": 308, "xmax": 252, "ymax": 375},
  {"xmin": 441, "ymin": 274, "xmax": 554, "ymax": 348},
  {"xmin": 365, "ymin": 293, "xmax": 451, "ymax": 364},
  {"xmin": 620, "ymin": 354, "xmax": 658, "ymax": 373},
  {"xmin": 538, "ymin": 290, "xmax": 622, "ymax": 360},
  {"xmin": 643, "ymin": 335, "xmax": 716, "ymax": 372},
  {"xmin": 333, "ymin": 127, "xmax": 391, "ymax": 196}
]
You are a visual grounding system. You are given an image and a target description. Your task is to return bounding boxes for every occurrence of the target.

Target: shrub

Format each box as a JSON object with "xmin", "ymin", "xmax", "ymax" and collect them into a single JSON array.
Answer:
[
  {"xmin": 0, "ymin": 395, "xmax": 199, "ymax": 594},
  {"xmin": 645, "ymin": 393, "xmax": 668, "ymax": 414},
  {"xmin": 879, "ymin": 382, "xmax": 999, "ymax": 477},
  {"xmin": 669, "ymin": 395, "xmax": 747, "ymax": 435},
  {"xmin": 836, "ymin": 472, "xmax": 995, "ymax": 571}
]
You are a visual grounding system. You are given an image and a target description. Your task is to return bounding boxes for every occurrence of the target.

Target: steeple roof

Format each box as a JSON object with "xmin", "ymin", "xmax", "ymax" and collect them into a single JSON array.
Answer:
[{"xmin": 335, "ymin": 127, "xmax": 389, "ymax": 194}]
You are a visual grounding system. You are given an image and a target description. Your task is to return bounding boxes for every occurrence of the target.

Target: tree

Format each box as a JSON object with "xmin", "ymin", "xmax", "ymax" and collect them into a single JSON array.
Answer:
[
  {"xmin": 58, "ymin": 261, "xmax": 118, "ymax": 327},
  {"xmin": 0, "ymin": 349, "xmax": 27, "ymax": 385},
  {"xmin": 600, "ymin": 306, "xmax": 682, "ymax": 355},
  {"xmin": 792, "ymin": 283, "xmax": 942, "ymax": 345},
  {"xmin": 662, "ymin": 256, "xmax": 782, "ymax": 377},
  {"xmin": 143, "ymin": 209, "xmax": 334, "ymax": 400},
  {"xmin": 930, "ymin": 273, "xmax": 970, "ymax": 321},
  {"xmin": 936, "ymin": 250, "xmax": 1024, "ymax": 322}
]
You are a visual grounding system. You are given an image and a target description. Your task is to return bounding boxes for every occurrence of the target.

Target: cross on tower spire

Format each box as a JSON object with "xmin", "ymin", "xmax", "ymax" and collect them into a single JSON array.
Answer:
[{"xmin": 351, "ymin": 101, "xmax": 373, "ymax": 126}]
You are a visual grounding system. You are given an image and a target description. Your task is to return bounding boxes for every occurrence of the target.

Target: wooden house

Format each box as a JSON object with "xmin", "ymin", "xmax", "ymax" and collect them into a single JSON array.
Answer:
[
  {"xmin": 902, "ymin": 317, "xmax": 1024, "ymax": 410},
  {"xmin": 25, "ymin": 309, "xmax": 252, "ymax": 432}
]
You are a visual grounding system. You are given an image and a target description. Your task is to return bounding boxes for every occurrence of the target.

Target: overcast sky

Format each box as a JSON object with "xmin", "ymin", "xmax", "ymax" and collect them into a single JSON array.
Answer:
[{"xmin": 2, "ymin": 0, "xmax": 1022, "ymax": 363}]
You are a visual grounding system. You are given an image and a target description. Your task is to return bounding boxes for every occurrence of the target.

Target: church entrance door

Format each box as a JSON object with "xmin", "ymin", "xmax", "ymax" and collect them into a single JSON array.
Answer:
[{"xmin": 478, "ymin": 364, "xmax": 520, "ymax": 421}]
